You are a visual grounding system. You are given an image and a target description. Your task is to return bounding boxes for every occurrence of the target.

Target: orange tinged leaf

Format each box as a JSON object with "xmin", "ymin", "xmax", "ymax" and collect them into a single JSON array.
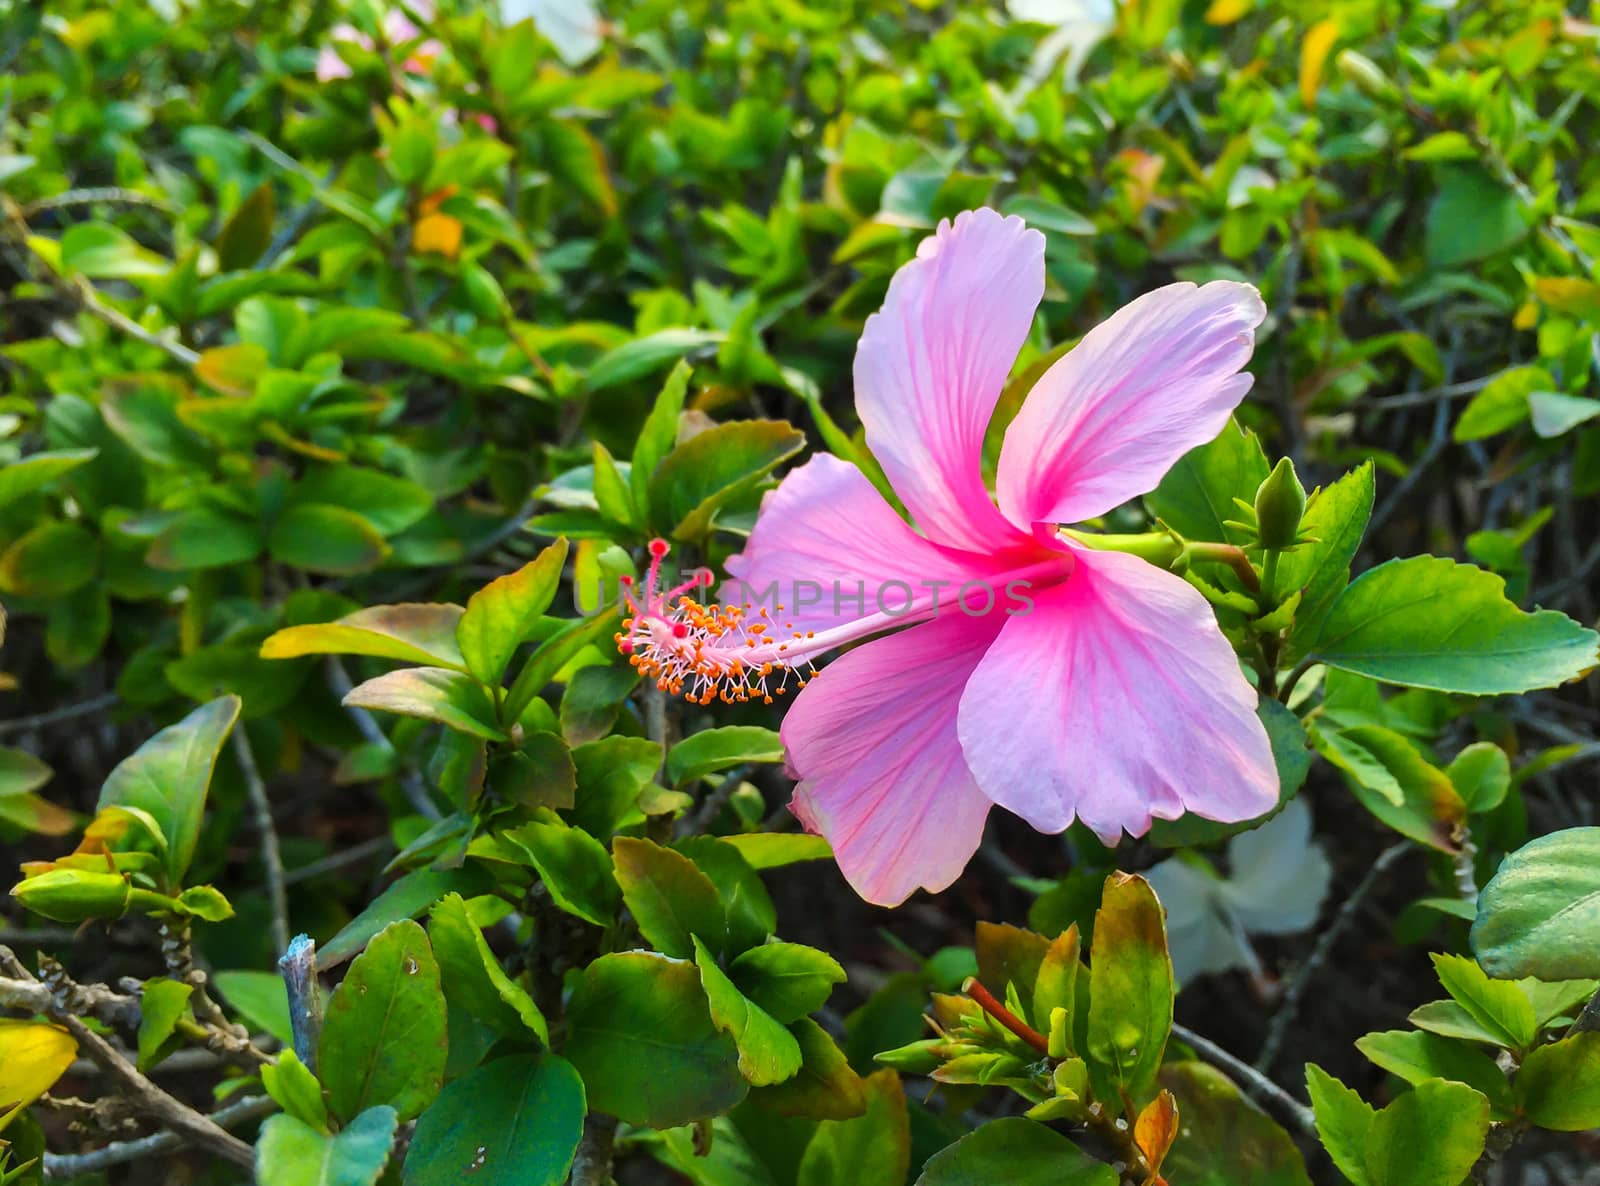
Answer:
[
  {"xmin": 413, "ymin": 212, "xmax": 462, "ymax": 259},
  {"xmin": 1135, "ymin": 1088, "xmax": 1180, "ymax": 1173},
  {"xmin": 1300, "ymin": 19, "xmax": 1340, "ymax": 107}
]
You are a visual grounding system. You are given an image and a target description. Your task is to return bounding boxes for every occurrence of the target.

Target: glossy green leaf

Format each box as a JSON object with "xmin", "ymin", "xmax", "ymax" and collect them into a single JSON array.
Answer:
[
  {"xmin": 212, "ymin": 971, "xmax": 294, "ymax": 1047},
  {"xmin": 729, "ymin": 942, "xmax": 845, "ymax": 1024},
  {"xmin": 503, "ymin": 814, "xmax": 620, "ymax": 927},
  {"xmin": 98, "ymin": 694, "xmax": 240, "ymax": 885},
  {"xmin": 796, "ymin": 1070, "xmax": 909, "ymax": 1186},
  {"xmin": 457, "ymin": 540, "xmax": 569, "ymax": 685},
  {"xmin": 1304, "ymin": 556, "xmax": 1598, "ymax": 694},
  {"xmin": 1306, "ymin": 1064, "xmax": 1375, "ymax": 1186},
  {"xmin": 135, "ymin": 978, "xmax": 193, "ymax": 1071},
  {"xmin": 694, "ymin": 936, "xmax": 804, "ymax": 1086},
  {"xmin": 319, "ymin": 866, "xmax": 493, "ymax": 969},
  {"xmin": 147, "ymin": 508, "xmax": 263, "ymax": 570},
  {"xmin": 1364, "ymin": 1078, "xmax": 1489, "ymax": 1186},
  {"xmin": 319, "ymin": 920, "xmax": 447, "ymax": 1124},
  {"xmin": 1354, "ymin": 1030, "xmax": 1511, "ymax": 1115},
  {"xmin": 1157, "ymin": 1061, "xmax": 1312, "ymax": 1186},
  {"xmin": 750, "ymin": 1016, "xmax": 867, "ymax": 1120},
  {"xmin": 718, "ymin": 833, "xmax": 833, "ymax": 870},
  {"xmin": 612, "ymin": 835, "xmax": 725, "ymax": 957},
  {"xmin": 256, "ymin": 1106, "xmax": 396, "ymax": 1186},
  {"xmin": 1279, "ymin": 462, "xmax": 1375, "ymax": 651},
  {"xmin": 630, "ymin": 359, "xmax": 692, "ymax": 507},
  {"xmin": 647, "ymin": 420, "xmax": 805, "ymax": 541},
  {"xmin": 0, "ymin": 521, "xmax": 97, "ymax": 597},
  {"xmin": 403, "ymin": 1054, "xmax": 584, "ymax": 1186},
  {"xmin": 427, "ymin": 893, "xmax": 548, "ymax": 1044},
  {"xmin": 915, "ymin": 1116, "xmax": 1113, "ymax": 1186},
  {"xmin": 1472, "ymin": 827, "xmax": 1600, "ymax": 980},
  {"xmin": 269, "ymin": 504, "xmax": 390, "ymax": 576},
  {"xmin": 341, "ymin": 668, "xmax": 506, "ymax": 742},
  {"xmin": 561, "ymin": 950, "xmax": 747, "ymax": 1128},
  {"xmin": 1086, "ymin": 873, "xmax": 1172, "ymax": 1109},
  {"xmin": 261, "ymin": 1049, "xmax": 329, "ymax": 1131},
  {"xmin": 0, "ymin": 450, "xmax": 98, "ymax": 511},
  {"xmin": 1430, "ymin": 953, "xmax": 1536, "ymax": 1050},
  {"xmin": 667, "ymin": 725, "xmax": 784, "ymax": 785},
  {"xmin": 586, "ymin": 329, "xmax": 725, "ymax": 393},
  {"xmin": 1513, "ymin": 1032, "xmax": 1600, "ymax": 1131},
  {"xmin": 261, "ymin": 603, "xmax": 468, "ymax": 671}
]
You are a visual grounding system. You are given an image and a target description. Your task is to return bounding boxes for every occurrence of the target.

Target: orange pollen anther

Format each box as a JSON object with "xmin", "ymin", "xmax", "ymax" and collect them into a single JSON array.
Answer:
[{"xmin": 616, "ymin": 539, "xmax": 817, "ymax": 705}]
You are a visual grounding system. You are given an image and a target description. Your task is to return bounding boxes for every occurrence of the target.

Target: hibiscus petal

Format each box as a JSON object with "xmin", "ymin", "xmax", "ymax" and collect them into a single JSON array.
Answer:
[
  {"xmin": 722, "ymin": 453, "xmax": 995, "ymax": 636},
  {"xmin": 996, "ymin": 281, "xmax": 1266, "ymax": 531},
  {"xmin": 957, "ymin": 546, "xmax": 1276, "ymax": 842},
  {"xmin": 855, "ymin": 209, "xmax": 1044, "ymax": 553},
  {"xmin": 784, "ymin": 613, "xmax": 1002, "ymax": 906}
]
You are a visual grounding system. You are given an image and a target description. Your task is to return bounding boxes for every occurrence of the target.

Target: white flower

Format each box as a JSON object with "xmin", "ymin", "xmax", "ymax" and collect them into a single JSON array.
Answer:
[
  {"xmin": 1007, "ymin": 0, "xmax": 1116, "ymax": 85},
  {"xmin": 501, "ymin": 0, "xmax": 604, "ymax": 67},
  {"xmin": 1145, "ymin": 797, "xmax": 1333, "ymax": 986}
]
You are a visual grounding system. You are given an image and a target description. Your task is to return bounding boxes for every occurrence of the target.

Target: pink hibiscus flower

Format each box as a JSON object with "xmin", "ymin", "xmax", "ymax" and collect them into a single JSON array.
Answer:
[
  {"xmin": 315, "ymin": 1, "xmax": 442, "ymax": 83},
  {"xmin": 620, "ymin": 208, "xmax": 1277, "ymax": 906}
]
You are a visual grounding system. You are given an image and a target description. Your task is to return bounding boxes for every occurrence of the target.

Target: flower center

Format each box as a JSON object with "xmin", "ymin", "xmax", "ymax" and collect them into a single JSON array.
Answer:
[{"xmin": 617, "ymin": 539, "xmax": 1074, "ymax": 705}]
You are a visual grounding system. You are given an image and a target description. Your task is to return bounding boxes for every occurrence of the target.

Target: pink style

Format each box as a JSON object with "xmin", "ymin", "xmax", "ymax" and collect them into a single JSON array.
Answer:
[{"xmin": 621, "ymin": 208, "xmax": 1279, "ymax": 907}]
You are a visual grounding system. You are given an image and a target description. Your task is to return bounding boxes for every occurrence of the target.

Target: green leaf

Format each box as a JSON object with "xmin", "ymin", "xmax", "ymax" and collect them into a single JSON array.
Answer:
[
  {"xmin": 403, "ymin": 1054, "xmax": 584, "ymax": 1186},
  {"xmin": 590, "ymin": 442, "xmax": 637, "ymax": 527},
  {"xmin": 60, "ymin": 222, "xmax": 169, "ymax": 279},
  {"xmin": 915, "ymin": 1115, "xmax": 1112, "ymax": 1185},
  {"xmin": 136, "ymin": 979, "xmax": 193, "ymax": 1071},
  {"xmin": 559, "ymin": 665, "xmax": 638, "ymax": 746},
  {"xmin": 502, "ymin": 814, "xmax": 620, "ymax": 927},
  {"xmin": 667, "ymin": 726, "xmax": 784, "ymax": 786},
  {"xmin": 1445, "ymin": 743, "xmax": 1510, "ymax": 814},
  {"xmin": 1363, "ymin": 1078, "xmax": 1489, "ymax": 1186},
  {"xmin": 1430, "ymin": 953, "xmax": 1536, "ymax": 1050},
  {"xmin": 427, "ymin": 893, "xmax": 548, "ymax": 1044},
  {"xmin": 694, "ymin": 936, "xmax": 804, "ymax": 1086},
  {"xmin": 1314, "ymin": 724, "xmax": 1464, "ymax": 850},
  {"xmin": 1472, "ymin": 827, "xmax": 1600, "ymax": 980},
  {"xmin": 456, "ymin": 541, "xmax": 570, "ymax": 685},
  {"xmin": 1424, "ymin": 166, "xmax": 1529, "ymax": 268},
  {"xmin": 1455, "ymin": 366, "xmax": 1545, "ymax": 441},
  {"xmin": 796, "ymin": 1070, "xmax": 909, "ymax": 1186},
  {"xmin": 291, "ymin": 466, "xmax": 432, "ymax": 537},
  {"xmin": 1406, "ymin": 1000, "xmax": 1514, "ymax": 1047},
  {"xmin": 256, "ymin": 1106, "xmax": 397, "ymax": 1186},
  {"xmin": 319, "ymin": 866, "xmax": 493, "ymax": 969},
  {"xmin": 975, "ymin": 921, "xmax": 1050, "ymax": 1023},
  {"xmin": 1353, "ymin": 1031, "xmax": 1511, "ymax": 1116},
  {"xmin": 98, "ymin": 695, "xmax": 240, "ymax": 886},
  {"xmin": 1530, "ymin": 390, "xmax": 1600, "ymax": 438},
  {"xmin": 269, "ymin": 504, "xmax": 390, "ymax": 576},
  {"xmin": 647, "ymin": 420, "xmax": 805, "ymax": 541},
  {"xmin": 729, "ymin": 943, "xmax": 845, "ymax": 1024},
  {"xmin": 718, "ymin": 833, "xmax": 833, "ymax": 870},
  {"xmin": 1513, "ymin": 1032, "xmax": 1600, "ymax": 1130},
  {"xmin": 261, "ymin": 604, "xmax": 469, "ymax": 671},
  {"xmin": 1086, "ymin": 873, "xmax": 1173, "ymax": 1109},
  {"xmin": 586, "ymin": 329, "xmax": 725, "ymax": 394},
  {"xmin": 999, "ymin": 194, "xmax": 1097, "ymax": 236},
  {"xmin": 319, "ymin": 920, "xmax": 447, "ymax": 1124},
  {"xmin": 630, "ymin": 359, "xmax": 692, "ymax": 508},
  {"xmin": 565, "ymin": 734, "xmax": 662, "ymax": 836},
  {"xmin": 1304, "ymin": 556, "xmax": 1598, "ymax": 694},
  {"xmin": 503, "ymin": 608, "xmax": 621, "ymax": 723},
  {"xmin": 212, "ymin": 971, "xmax": 294, "ymax": 1047},
  {"xmin": 1305, "ymin": 1064, "xmax": 1375, "ymax": 1186},
  {"xmin": 216, "ymin": 182, "xmax": 276, "ymax": 271},
  {"xmin": 0, "ymin": 521, "xmax": 97, "ymax": 597},
  {"xmin": 143, "ymin": 507, "xmax": 263, "ymax": 571},
  {"xmin": 0, "ymin": 450, "xmax": 98, "ymax": 511},
  {"xmin": 1032, "ymin": 926, "xmax": 1082, "ymax": 1040},
  {"xmin": 342, "ymin": 668, "xmax": 506, "ymax": 742},
  {"xmin": 561, "ymin": 950, "xmax": 747, "ymax": 1128},
  {"xmin": 612, "ymin": 835, "xmax": 725, "ymax": 958},
  {"xmin": 677, "ymin": 837, "xmax": 776, "ymax": 956},
  {"xmin": 1157, "ymin": 1061, "xmax": 1312, "ymax": 1186},
  {"xmin": 261, "ymin": 1049, "xmax": 329, "ymax": 1131},
  {"xmin": 1147, "ymin": 418, "xmax": 1269, "ymax": 545},
  {"xmin": 1280, "ymin": 462, "xmax": 1375, "ymax": 652},
  {"xmin": 750, "ymin": 1017, "xmax": 867, "ymax": 1120},
  {"xmin": 0, "ymin": 749, "xmax": 52, "ymax": 798}
]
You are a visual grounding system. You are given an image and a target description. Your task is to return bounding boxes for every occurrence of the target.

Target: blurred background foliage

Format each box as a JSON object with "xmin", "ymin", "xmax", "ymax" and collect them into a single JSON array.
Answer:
[{"xmin": 3, "ymin": 0, "xmax": 1600, "ymax": 1180}]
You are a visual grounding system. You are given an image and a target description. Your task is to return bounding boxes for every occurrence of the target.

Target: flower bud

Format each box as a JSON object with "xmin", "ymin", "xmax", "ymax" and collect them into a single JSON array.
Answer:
[
  {"xmin": 1336, "ymin": 49, "xmax": 1398, "ymax": 101},
  {"xmin": 11, "ymin": 869, "xmax": 132, "ymax": 923},
  {"xmin": 874, "ymin": 1038, "xmax": 946, "ymax": 1075},
  {"xmin": 1254, "ymin": 457, "xmax": 1307, "ymax": 550}
]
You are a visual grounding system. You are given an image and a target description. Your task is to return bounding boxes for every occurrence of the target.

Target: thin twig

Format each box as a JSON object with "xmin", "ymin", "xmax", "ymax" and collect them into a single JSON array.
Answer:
[
  {"xmin": 1172, "ymin": 1021, "xmax": 1317, "ymax": 1137},
  {"xmin": 22, "ymin": 188, "xmax": 176, "ymax": 218},
  {"xmin": 0, "ymin": 693, "xmax": 120, "ymax": 737},
  {"xmin": 42, "ymin": 1094, "xmax": 274, "ymax": 1179},
  {"xmin": 0, "ymin": 950, "xmax": 254, "ymax": 1169},
  {"xmin": 283, "ymin": 835, "xmax": 392, "ymax": 886},
  {"xmin": 232, "ymin": 728, "xmax": 290, "ymax": 957},
  {"xmin": 1256, "ymin": 841, "xmax": 1409, "ymax": 1074},
  {"xmin": 568, "ymin": 1114, "xmax": 619, "ymax": 1186}
]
